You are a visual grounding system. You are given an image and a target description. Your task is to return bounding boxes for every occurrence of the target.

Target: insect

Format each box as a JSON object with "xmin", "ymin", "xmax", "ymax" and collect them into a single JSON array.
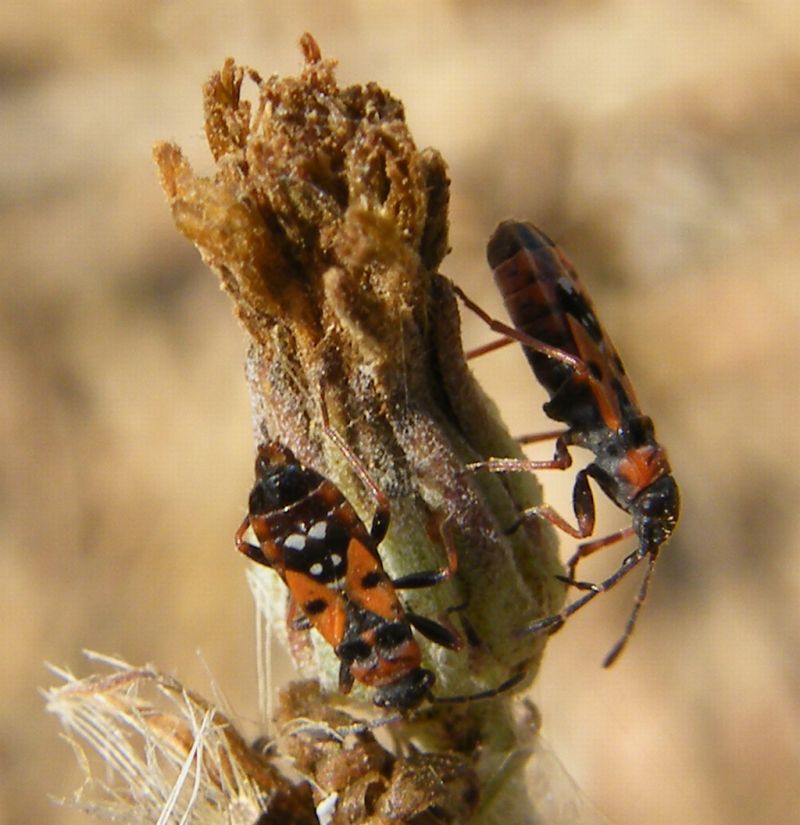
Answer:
[
  {"xmin": 454, "ymin": 220, "xmax": 679, "ymax": 666},
  {"xmin": 235, "ymin": 424, "xmax": 524, "ymax": 709}
]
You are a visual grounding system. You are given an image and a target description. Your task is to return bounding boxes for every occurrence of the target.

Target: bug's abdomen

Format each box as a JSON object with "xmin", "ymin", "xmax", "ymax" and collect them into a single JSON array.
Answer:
[
  {"xmin": 488, "ymin": 222, "xmax": 605, "ymax": 427},
  {"xmin": 489, "ymin": 222, "xmax": 578, "ymax": 377}
]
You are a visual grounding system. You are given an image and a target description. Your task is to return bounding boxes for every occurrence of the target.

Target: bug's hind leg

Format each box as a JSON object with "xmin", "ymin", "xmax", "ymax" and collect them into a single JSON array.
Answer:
[
  {"xmin": 453, "ymin": 284, "xmax": 589, "ymax": 376},
  {"xmin": 235, "ymin": 515, "xmax": 276, "ymax": 567},
  {"xmin": 464, "ymin": 334, "xmax": 515, "ymax": 359}
]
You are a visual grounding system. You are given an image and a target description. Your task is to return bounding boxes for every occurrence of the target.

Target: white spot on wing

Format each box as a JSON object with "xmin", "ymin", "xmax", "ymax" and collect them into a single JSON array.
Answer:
[
  {"xmin": 284, "ymin": 534, "xmax": 306, "ymax": 551},
  {"xmin": 309, "ymin": 521, "xmax": 328, "ymax": 540}
]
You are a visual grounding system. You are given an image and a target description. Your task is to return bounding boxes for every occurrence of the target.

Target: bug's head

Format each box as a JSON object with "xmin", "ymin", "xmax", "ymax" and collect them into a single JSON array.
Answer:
[
  {"xmin": 249, "ymin": 442, "xmax": 316, "ymax": 514},
  {"xmin": 633, "ymin": 474, "xmax": 680, "ymax": 550},
  {"xmin": 371, "ymin": 668, "xmax": 435, "ymax": 711}
]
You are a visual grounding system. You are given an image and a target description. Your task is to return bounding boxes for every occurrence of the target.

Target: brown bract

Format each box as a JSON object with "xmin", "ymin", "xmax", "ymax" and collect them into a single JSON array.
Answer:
[
  {"xmin": 275, "ymin": 681, "xmax": 480, "ymax": 825},
  {"xmin": 154, "ymin": 28, "xmax": 562, "ymax": 742}
]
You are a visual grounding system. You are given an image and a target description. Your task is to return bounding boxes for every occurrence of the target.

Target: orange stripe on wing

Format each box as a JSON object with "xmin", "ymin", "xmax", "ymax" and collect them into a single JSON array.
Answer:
[
  {"xmin": 346, "ymin": 538, "xmax": 404, "ymax": 622},
  {"xmin": 284, "ymin": 569, "xmax": 348, "ymax": 647},
  {"xmin": 566, "ymin": 314, "xmax": 624, "ymax": 430}
]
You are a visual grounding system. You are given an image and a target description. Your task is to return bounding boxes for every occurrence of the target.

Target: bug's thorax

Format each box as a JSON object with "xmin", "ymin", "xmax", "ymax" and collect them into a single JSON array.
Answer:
[
  {"xmin": 593, "ymin": 442, "xmax": 673, "ymax": 509},
  {"xmin": 570, "ymin": 412, "xmax": 668, "ymax": 499},
  {"xmin": 339, "ymin": 605, "xmax": 423, "ymax": 688},
  {"xmin": 615, "ymin": 444, "xmax": 672, "ymax": 501}
]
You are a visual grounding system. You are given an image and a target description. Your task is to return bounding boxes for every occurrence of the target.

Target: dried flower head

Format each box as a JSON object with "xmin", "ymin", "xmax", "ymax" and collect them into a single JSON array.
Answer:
[
  {"xmin": 47, "ymin": 33, "xmax": 571, "ymax": 825},
  {"xmin": 154, "ymin": 32, "xmax": 563, "ymax": 709}
]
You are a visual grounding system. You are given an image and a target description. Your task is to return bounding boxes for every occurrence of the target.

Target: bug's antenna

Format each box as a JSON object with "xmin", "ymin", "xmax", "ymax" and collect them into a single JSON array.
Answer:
[
  {"xmin": 602, "ymin": 550, "xmax": 659, "ymax": 668},
  {"xmin": 523, "ymin": 550, "xmax": 646, "ymax": 635},
  {"xmin": 431, "ymin": 668, "xmax": 527, "ymax": 705}
]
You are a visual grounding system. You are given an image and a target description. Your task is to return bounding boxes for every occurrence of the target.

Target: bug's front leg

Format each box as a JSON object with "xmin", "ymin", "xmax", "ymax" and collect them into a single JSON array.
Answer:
[
  {"xmin": 510, "ymin": 466, "xmax": 596, "ymax": 543},
  {"xmin": 235, "ymin": 512, "xmax": 285, "ymax": 569},
  {"xmin": 235, "ymin": 515, "xmax": 270, "ymax": 566},
  {"xmin": 563, "ymin": 525, "xmax": 637, "ymax": 588}
]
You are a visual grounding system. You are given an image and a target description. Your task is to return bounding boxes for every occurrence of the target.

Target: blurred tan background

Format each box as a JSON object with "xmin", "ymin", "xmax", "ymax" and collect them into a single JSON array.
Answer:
[{"xmin": 2, "ymin": 1, "xmax": 799, "ymax": 823}]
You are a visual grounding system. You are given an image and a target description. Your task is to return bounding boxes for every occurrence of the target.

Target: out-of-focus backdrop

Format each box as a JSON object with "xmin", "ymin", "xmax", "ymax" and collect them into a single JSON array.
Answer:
[{"xmin": 3, "ymin": 2, "xmax": 799, "ymax": 823}]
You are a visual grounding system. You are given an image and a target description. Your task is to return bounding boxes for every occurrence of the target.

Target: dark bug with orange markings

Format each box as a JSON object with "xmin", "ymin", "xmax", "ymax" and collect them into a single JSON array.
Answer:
[
  {"xmin": 455, "ymin": 220, "xmax": 679, "ymax": 665},
  {"xmin": 236, "ymin": 438, "xmax": 523, "ymax": 709}
]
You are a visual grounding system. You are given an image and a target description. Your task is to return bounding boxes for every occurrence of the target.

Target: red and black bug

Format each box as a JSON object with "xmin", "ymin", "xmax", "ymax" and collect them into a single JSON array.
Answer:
[
  {"xmin": 455, "ymin": 220, "xmax": 679, "ymax": 665},
  {"xmin": 236, "ymin": 427, "xmax": 523, "ymax": 709}
]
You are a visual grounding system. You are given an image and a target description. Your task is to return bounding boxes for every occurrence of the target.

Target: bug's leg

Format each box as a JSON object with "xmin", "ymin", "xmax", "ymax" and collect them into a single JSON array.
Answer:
[
  {"xmin": 406, "ymin": 611, "xmax": 463, "ymax": 651},
  {"xmin": 464, "ymin": 334, "xmax": 516, "ymax": 359},
  {"xmin": 319, "ymin": 395, "xmax": 391, "ymax": 543},
  {"xmin": 467, "ymin": 432, "xmax": 573, "ymax": 475},
  {"xmin": 562, "ymin": 524, "xmax": 637, "ymax": 588},
  {"xmin": 516, "ymin": 428, "xmax": 571, "ymax": 447},
  {"xmin": 391, "ymin": 512, "xmax": 458, "ymax": 590},
  {"xmin": 446, "ymin": 600, "xmax": 483, "ymax": 649},
  {"xmin": 286, "ymin": 596, "xmax": 316, "ymax": 666},
  {"xmin": 235, "ymin": 515, "xmax": 274, "ymax": 567},
  {"xmin": 509, "ymin": 467, "xmax": 596, "ymax": 544},
  {"xmin": 286, "ymin": 598, "xmax": 312, "ymax": 632},
  {"xmin": 393, "ymin": 516, "xmax": 465, "ymax": 650},
  {"xmin": 457, "ymin": 614, "xmax": 482, "ymax": 649},
  {"xmin": 234, "ymin": 514, "xmax": 253, "ymax": 550},
  {"xmin": 338, "ymin": 661, "xmax": 355, "ymax": 695},
  {"xmin": 452, "ymin": 284, "xmax": 589, "ymax": 377}
]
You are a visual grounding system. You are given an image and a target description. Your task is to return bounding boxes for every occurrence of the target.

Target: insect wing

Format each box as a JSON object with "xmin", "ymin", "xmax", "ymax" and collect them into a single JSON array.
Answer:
[
  {"xmin": 489, "ymin": 221, "xmax": 641, "ymax": 431},
  {"xmin": 524, "ymin": 734, "xmax": 613, "ymax": 825},
  {"xmin": 284, "ymin": 567, "xmax": 348, "ymax": 648},
  {"xmin": 345, "ymin": 535, "xmax": 405, "ymax": 622}
]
